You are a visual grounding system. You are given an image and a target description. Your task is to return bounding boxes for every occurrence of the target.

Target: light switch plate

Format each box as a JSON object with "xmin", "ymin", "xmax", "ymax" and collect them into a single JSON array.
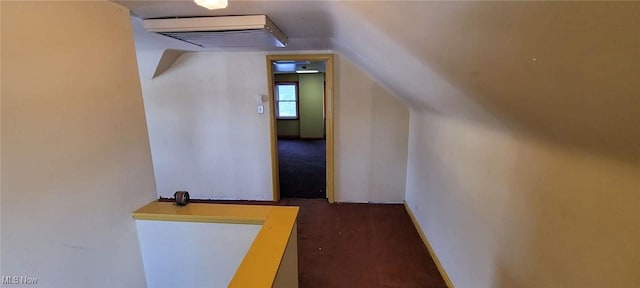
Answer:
[{"xmin": 257, "ymin": 105, "xmax": 264, "ymax": 114}]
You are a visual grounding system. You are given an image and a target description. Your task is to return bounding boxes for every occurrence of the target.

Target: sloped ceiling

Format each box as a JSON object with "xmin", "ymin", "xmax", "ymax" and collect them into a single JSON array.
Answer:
[{"xmin": 117, "ymin": 0, "xmax": 640, "ymax": 162}]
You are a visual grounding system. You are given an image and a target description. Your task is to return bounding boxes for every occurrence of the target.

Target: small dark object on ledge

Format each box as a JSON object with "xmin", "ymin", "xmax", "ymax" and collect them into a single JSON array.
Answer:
[{"xmin": 174, "ymin": 191, "xmax": 190, "ymax": 206}]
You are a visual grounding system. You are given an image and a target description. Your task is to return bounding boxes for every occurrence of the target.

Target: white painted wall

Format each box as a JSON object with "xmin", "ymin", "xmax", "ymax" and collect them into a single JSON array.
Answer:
[
  {"xmin": 135, "ymin": 220, "xmax": 261, "ymax": 288},
  {"xmin": 334, "ymin": 55, "xmax": 409, "ymax": 203},
  {"xmin": 405, "ymin": 110, "xmax": 640, "ymax": 288},
  {"xmin": 1, "ymin": 2, "xmax": 157, "ymax": 287},
  {"xmin": 135, "ymin": 50, "xmax": 409, "ymax": 203},
  {"xmin": 136, "ymin": 51, "xmax": 273, "ymax": 200}
]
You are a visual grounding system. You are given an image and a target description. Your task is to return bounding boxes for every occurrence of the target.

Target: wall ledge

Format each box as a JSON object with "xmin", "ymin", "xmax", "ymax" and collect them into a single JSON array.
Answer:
[{"xmin": 133, "ymin": 201, "xmax": 299, "ymax": 287}]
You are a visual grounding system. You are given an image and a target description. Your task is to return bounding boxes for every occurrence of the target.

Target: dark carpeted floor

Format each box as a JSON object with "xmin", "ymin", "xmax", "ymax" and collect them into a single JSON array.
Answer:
[
  {"xmin": 277, "ymin": 139, "xmax": 326, "ymax": 199},
  {"xmin": 283, "ymin": 198, "xmax": 447, "ymax": 288},
  {"xmin": 177, "ymin": 198, "xmax": 447, "ymax": 288}
]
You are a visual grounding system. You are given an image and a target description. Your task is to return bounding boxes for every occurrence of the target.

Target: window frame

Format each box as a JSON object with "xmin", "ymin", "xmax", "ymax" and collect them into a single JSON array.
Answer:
[{"xmin": 274, "ymin": 81, "xmax": 300, "ymax": 120}]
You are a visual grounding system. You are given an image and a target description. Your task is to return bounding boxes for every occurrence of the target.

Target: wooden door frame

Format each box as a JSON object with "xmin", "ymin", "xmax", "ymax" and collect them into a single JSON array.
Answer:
[{"xmin": 266, "ymin": 54, "xmax": 335, "ymax": 203}]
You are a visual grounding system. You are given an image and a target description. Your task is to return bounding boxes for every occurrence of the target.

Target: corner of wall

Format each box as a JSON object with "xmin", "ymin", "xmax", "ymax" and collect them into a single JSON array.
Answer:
[{"xmin": 403, "ymin": 201, "xmax": 455, "ymax": 288}]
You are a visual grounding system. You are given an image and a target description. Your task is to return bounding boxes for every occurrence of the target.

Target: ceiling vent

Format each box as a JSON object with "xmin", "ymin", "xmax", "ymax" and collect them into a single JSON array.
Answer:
[{"xmin": 143, "ymin": 15, "xmax": 288, "ymax": 48}]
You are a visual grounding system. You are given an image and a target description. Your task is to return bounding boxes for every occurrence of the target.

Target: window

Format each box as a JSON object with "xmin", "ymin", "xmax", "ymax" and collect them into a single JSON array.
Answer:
[{"xmin": 275, "ymin": 82, "xmax": 298, "ymax": 119}]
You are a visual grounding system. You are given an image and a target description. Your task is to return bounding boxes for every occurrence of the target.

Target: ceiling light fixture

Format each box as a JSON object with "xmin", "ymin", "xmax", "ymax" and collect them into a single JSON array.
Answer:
[
  {"xmin": 194, "ymin": 0, "xmax": 228, "ymax": 10},
  {"xmin": 143, "ymin": 15, "xmax": 288, "ymax": 48},
  {"xmin": 296, "ymin": 70, "xmax": 319, "ymax": 74}
]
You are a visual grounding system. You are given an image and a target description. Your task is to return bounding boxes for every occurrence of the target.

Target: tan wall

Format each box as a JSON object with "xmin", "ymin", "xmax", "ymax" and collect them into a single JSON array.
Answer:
[
  {"xmin": 273, "ymin": 73, "xmax": 326, "ymax": 139},
  {"xmin": 405, "ymin": 110, "xmax": 640, "ymax": 287},
  {"xmin": 274, "ymin": 74, "xmax": 299, "ymax": 82},
  {"xmin": 276, "ymin": 120, "xmax": 300, "ymax": 138},
  {"xmin": 298, "ymin": 73, "xmax": 325, "ymax": 139},
  {"xmin": 1, "ymin": 2, "xmax": 157, "ymax": 287},
  {"xmin": 274, "ymin": 74, "xmax": 300, "ymax": 137},
  {"xmin": 136, "ymin": 51, "xmax": 409, "ymax": 203}
]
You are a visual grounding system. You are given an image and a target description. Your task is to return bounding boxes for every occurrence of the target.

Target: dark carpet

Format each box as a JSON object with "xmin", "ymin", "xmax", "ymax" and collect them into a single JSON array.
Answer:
[
  {"xmin": 172, "ymin": 198, "xmax": 447, "ymax": 288},
  {"xmin": 277, "ymin": 139, "xmax": 326, "ymax": 199}
]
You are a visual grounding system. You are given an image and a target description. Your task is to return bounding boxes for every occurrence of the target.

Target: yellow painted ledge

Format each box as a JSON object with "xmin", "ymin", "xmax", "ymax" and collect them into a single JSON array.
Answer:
[
  {"xmin": 132, "ymin": 201, "xmax": 299, "ymax": 288},
  {"xmin": 132, "ymin": 202, "xmax": 272, "ymax": 224},
  {"xmin": 404, "ymin": 201, "xmax": 455, "ymax": 288}
]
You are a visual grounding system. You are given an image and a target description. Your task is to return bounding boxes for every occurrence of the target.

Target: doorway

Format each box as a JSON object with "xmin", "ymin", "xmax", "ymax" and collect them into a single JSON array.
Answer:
[{"xmin": 266, "ymin": 54, "xmax": 334, "ymax": 202}]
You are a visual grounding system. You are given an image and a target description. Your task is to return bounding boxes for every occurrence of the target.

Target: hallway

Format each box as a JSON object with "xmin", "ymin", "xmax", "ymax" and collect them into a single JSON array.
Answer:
[
  {"xmin": 277, "ymin": 139, "xmax": 326, "ymax": 199},
  {"xmin": 195, "ymin": 198, "xmax": 447, "ymax": 287},
  {"xmin": 286, "ymin": 198, "xmax": 446, "ymax": 288}
]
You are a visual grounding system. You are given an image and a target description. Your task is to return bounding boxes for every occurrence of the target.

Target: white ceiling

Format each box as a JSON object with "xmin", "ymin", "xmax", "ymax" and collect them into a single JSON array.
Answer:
[{"xmin": 117, "ymin": 0, "xmax": 640, "ymax": 162}]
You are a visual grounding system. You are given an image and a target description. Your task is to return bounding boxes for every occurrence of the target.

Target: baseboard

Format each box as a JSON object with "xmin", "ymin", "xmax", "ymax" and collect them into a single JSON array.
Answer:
[{"xmin": 403, "ymin": 201, "xmax": 454, "ymax": 288}]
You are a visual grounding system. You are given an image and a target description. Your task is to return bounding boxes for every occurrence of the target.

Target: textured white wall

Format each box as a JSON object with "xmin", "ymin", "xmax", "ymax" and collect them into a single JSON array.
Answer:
[
  {"xmin": 405, "ymin": 110, "xmax": 640, "ymax": 288},
  {"xmin": 136, "ymin": 51, "xmax": 409, "ymax": 203},
  {"xmin": 1, "ymin": 2, "xmax": 157, "ymax": 287},
  {"xmin": 136, "ymin": 220, "xmax": 261, "ymax": 288}
]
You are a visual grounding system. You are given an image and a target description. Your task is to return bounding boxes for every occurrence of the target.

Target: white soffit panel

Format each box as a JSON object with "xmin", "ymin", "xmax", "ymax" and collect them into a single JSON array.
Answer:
[{"xmin": 143, "ymin": 15, "xmax": 288, "ymax": 48}]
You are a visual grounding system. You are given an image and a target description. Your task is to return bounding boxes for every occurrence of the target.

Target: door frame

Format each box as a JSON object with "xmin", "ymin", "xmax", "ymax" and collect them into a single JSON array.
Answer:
[{"xmin": 266, "ymin": 54, "xmax": 335, "ymax": 203}]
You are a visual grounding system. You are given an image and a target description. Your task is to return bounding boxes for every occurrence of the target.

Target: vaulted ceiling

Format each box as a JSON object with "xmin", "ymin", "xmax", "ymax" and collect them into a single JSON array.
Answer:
[{"xmin": 117, "ymin": 0, "xmax": 640, "ymax": 163}]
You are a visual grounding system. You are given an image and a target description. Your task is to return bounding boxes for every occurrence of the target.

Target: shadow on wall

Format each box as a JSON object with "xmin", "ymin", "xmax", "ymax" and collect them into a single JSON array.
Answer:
[
  {"xmin": 489, "ymin": 143, "xmax": 640, "ymax": 287},
  {"xmin": 407, "ymin": 111, "xmax": 640, "ymax": 287},
  {"xmin": 335, "ymin": 1, "xmax": 640, "ymax": 165},
  {"xmin": 503, "ymin": 139, "xmax": 639, "ymax": 287}
]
